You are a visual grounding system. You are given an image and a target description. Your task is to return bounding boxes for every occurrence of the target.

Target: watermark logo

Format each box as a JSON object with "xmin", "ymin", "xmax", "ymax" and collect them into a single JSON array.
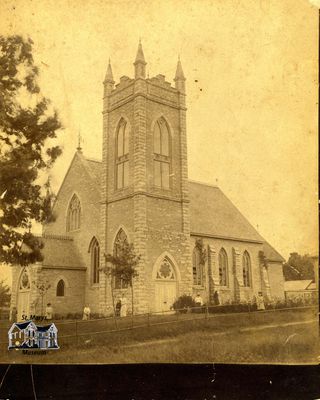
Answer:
[{"xmin": 8, "ymin": 320, "xmax": 59, "ymax": 351}]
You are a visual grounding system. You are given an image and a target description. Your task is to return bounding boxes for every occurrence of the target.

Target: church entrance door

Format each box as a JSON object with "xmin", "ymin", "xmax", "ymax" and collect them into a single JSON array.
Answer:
[
  {"xmin": 155, "ymin": 281, "xmax": 176, "ymax": 313},
  {"xmin": 17, "ymin": 269, "xmax": 31, "ymax": 321},
  {"xmin": 154, "ymin": 256, "xmax": 177, "ymax": 313}
]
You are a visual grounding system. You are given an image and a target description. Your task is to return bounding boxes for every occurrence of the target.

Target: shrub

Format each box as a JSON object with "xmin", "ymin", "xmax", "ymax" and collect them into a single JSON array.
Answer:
[
  {"xmin": 172, "ymin": 294, "xmax": 196, "ymax": 313},
  {"xmin": 208, "ymin": 303, "xmax": 251, "ymax": 314}
]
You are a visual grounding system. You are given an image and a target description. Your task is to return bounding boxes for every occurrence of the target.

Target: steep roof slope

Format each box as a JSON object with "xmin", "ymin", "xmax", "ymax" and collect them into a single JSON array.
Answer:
[
  {"xmin": 188, "ymin": 181, "xmax": 265, "ymax": 242},
  {"xmin": 262, "ymin": 242, "xmax": 285, "ymax": 262},
  {"xmin": 82, "ymin": 157, "xmax": 101, "ymax": 187}
]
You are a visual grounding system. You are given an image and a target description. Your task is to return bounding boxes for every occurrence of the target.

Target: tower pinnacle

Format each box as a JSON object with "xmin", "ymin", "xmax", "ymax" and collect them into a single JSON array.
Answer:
[
  {"xmin": 174, "ymin": 58, "xmax": 186, "ymax": 93},
  {"xmin": 134, "ymin": 41, "xmax": 146, "ymax": 79},
  {"xmin": 104, "ymin": 59, "xmax": 114, "ymax": 83},
  {"xmin": 103, "ymin": 59, "xmax": 115, "ymax": 97},
  {"xmin": 77, "ymin": 129, "xmax": 82, "ymax": 153}
]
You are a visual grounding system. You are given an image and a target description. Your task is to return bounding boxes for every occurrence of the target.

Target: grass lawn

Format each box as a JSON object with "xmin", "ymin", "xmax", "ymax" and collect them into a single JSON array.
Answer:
[{"xmin": 1, "ymin": 307, "xmax": 318, "ymax": 364}]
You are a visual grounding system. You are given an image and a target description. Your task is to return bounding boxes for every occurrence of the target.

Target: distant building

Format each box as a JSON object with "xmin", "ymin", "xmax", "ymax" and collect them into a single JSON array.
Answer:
[
  {"xmin": 10, "ymin": 42, "xmax": 285, "ymax": 318},
  {"xmin": 284, "ymin": 280, "xmax": 318, "ymax": 303},
  {"xmin": 8, "ymin": 320, "xmax": 59, "ymax": 350}
]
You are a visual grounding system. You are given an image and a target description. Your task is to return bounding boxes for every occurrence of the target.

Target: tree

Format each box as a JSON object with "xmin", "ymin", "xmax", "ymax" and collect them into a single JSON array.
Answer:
[
  {"xmin": 0, "ymin": 280, "xmax": 11, "ymax": 307},
  {"xmin": 283, "ymin": 252, "xmax": 315, "ymax": 281},
  {"xmin": 0, "ymin": 35, "xmax": 62, "ymax": 266},
  {"xmin": 195, "ymin": 238, "xmax": 207, "ymax": 264},
  {"xmin": 32, "ymin": 278, "xmax": 51, "ymax": 315},
  {"xmin": 103, "ymin": 241, "xmax": 140, "ymax": 318}
]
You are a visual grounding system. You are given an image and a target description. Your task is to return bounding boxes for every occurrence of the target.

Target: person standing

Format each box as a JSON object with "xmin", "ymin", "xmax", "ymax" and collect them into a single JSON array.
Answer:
[
  {"xmin": 45, "ymin": 303, "xmax": 53, "ymax": 320},
  {"xmin": 83, "ymin": 304, "xmax": 91, "ymax": 320},
  {"xmin": 10, "ymin": 306, "xmax": 17, "ymax": 323},
  {"xmin": 194, "ymin": 293, "xmax": 204, "ymax": 307},
  {"xmin": 120, "ymin": 293, "xmax": 127, "ymax": 317},
  {"xmin": 256, "ymin": 292, "xmax": 265, "ymax": 311},
  {"xmin": 115, "ymin": 298, "xmax": 121, "ymax": 317},
  {"xmin": 213, "ymin": 291, "xmax": 220, "ymax": 306}
]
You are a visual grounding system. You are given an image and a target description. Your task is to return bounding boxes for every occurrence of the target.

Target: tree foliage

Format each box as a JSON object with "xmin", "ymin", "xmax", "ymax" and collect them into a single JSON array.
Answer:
[
  {"xmin": 195, "ymin": 238, "xmax": 207, "ymax": 265},
  {"xmin": 0, "ymin": 280, "xmax": 11, "ymax": 307},
  {"xmin": 283, "ymin": 252, "xmax": 315, "ymax": 281},
  {"xmin": 103, "ymin": 240, "xmax": 140, "ymax": 317},
  {"xmin": 104, "ymin": 241, "xmax": 140, "ymax": 286},
  {"xmin": 0, "ymin": 35, "xmax": 62, "ymax": 265}
]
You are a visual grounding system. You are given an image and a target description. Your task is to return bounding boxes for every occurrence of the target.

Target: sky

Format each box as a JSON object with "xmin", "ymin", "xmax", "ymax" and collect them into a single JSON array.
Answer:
[{"xmin": 0, "ymin": 0, "xmax": 318, "ymax": 286}]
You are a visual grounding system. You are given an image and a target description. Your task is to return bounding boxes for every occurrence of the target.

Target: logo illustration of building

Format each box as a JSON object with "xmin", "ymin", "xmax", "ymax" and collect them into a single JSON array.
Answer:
[{"xmin": 8, "ymin": 320, "xmax": 59, "ymax": 350}]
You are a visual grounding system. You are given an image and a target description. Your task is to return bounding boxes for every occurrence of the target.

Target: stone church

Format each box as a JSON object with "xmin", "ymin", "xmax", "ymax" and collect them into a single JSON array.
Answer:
[{"xmin": 11, "ymin": 43, "xmax": 285, "ymax": 320}]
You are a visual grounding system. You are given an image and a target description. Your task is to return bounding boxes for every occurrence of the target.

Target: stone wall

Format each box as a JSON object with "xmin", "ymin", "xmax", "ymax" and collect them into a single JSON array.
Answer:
[{"xmin": 190, "ymin": 235, "xmax": 265, "ymax": 304}]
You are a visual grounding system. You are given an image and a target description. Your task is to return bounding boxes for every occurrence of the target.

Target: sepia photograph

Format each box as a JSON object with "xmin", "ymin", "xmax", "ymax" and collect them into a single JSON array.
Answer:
[{"xmin": 0, "ymin": 0, "xmax": 318, "ymax": 368}]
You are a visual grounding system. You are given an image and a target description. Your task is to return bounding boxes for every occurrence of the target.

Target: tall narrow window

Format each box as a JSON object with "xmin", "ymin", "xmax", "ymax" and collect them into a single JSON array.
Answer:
[
  {"xmin": 116, "ymin": 119, "xmax": 129, "ymax": 189},
  {"xmin": 242, "ymin": 251, "xmax": 251, "ymax": 287},
  {"xmin": 56, "ymin": 280, "xmax": 65, "ymax": 297},
  {"xmin": 113, "ymin": 229, "xmax": 129, "ymax": 289},
  {"xmin": 153, "ymin": 118, "xmax": 170, "ymax": 189},
  {"xmin": 90, "ymin": 238, "xmax": 100, "ymax": 284},
  {"xmin": 192, "ymin": 247, "xmax": 203, "ymax": 286},
  {"xmin": 218, "ymin": 248, "xmax": 228, "ymax": 286},
  {"xmin": 67, "ymin": 194, "xmax": 81, "ymax": 231}
]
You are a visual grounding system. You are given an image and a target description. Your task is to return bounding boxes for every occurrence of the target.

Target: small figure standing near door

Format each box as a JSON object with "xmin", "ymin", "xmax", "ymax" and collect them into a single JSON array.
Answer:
[
  {"xmin": 115, "ymin": 298, "xmax": 121, "ymax": 317},
  {"xmin": 256, "ymin": 292, "xmax": 265, "ymax": 311},
  {"xmin": 45, "ymin": 303, "xmax": 53, "ymax": 320},
  {"xmin": 194, "ymin": 293, "xmax": 203, "ymax": 307},
  {"xmin": 83, "ymin": 304, "xmax": 91, "ymax": 320},
  {"xmin": 10, "ymin": 306, "xmax": 17, "ymax": 323},
  {"xmin": 120, "ymin": 293, "xmax": 127, "ymax": 317}
]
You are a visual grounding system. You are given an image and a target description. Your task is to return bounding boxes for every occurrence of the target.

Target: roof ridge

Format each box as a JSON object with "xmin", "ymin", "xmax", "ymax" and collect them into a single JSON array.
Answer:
[
  {"xmin": 85, "ymin": 157, "xmax": 102, "ymax": 163},
  {"xmin": 188, "ymin": 179, "xmax": 218, "ymax": 189}
]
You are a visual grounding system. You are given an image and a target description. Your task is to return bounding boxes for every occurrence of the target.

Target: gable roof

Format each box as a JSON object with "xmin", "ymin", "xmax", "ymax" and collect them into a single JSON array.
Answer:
[
  {"xmin": 284, "ymin": 280, "xmax": 315, "ymax": 292},
  {"xmin": 53, "ymin": 152, "xmax": 101, "ymax": 208},
  {"xmin": 188, "ymin": 181, "xmax": 264, "ymax": 243},
  {"xmin": 39, "ymin": 235, "xmax": 85, "ymax": 269},
  {"xmin": 37, "ymin": 323, "xmax": 57, "ymax": 332},
  {"xmin": 11, "ymin": 321, "xmax": 36, "ymax": 330},
  {"xmin": 85, "ymin": 158, "xmax": 102, "ymax": 184},
  {"xmin": 262, "ymin": 242, "xmax": 285, "ymax": 263},
  {"xmin": 81, "ymin": 157, "xmax": 102, "ymax": 187}
]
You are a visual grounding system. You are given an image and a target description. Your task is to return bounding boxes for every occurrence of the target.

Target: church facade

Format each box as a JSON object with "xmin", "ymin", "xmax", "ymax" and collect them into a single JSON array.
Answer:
[{"xmin": 10, "ymin": 43, "xmax": 285, "ymax": 320}]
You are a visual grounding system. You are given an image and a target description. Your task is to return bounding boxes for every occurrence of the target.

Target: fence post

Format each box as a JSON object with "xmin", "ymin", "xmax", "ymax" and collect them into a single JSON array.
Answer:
[{"xmin": 205, "ymin": 305, "xmax": 208, "ymax": 319}]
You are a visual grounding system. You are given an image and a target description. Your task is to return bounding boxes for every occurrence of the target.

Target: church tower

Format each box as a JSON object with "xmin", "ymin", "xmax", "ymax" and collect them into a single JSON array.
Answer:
[{"xmin": 99, "ymin": 43, "xmax": 192, "ymax": 314}]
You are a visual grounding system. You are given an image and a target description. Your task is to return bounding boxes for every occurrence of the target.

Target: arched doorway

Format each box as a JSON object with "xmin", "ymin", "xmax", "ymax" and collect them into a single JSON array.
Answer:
[
  {"xmin": 17, "ymin": 268, "xmax": 31, "ymax": 321},
  {"xmin": 154, "ymin": 256, "xmax": 178, "ymax": 312}
]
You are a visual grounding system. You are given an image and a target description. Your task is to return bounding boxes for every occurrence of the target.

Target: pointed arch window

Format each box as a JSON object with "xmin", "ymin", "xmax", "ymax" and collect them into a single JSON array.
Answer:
[
  {"xmin": 219, "ymin": 248, "xmax": 228, "ymax": 286},
  {"xmin": 116, "ymin": 119, "xmax": 129, "ymax": 189},
  {"xmin": 156, "ymin": 257, "xmax": 176, "ymax": 280},
  {"xmin": 153, "ymin": 118, "xmax": 170, "ymax": 189},
  {"xmin": 19, "ymin": 269, "xmax": 30, "ymax": 290},
  {"xmin": 90, "ymin": 238, "xmax": 100, "ymax": 284},
  {"xmin": 56, "ymin": 280, "xmax": 65, "ymax": 297},
  {"xmin": 113, "ymin": 229, "xmax": 129, "ymax": 289},
  {"xmin": 192, "ymin": 247, "xmax": 203, "ymax": 286},
  {"xmin": 242, "ymin": 251, "xmax": 251, "ymax": 287},
  {"xmin": 67, "ymin": 194, "xmax": 81, "ymax": 232}
]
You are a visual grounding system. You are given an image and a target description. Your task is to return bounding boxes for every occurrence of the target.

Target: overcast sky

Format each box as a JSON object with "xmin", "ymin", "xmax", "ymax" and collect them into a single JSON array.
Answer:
[{"xmin": 0, "ymin": 0, "xmax": 318, "ymax": 285}]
